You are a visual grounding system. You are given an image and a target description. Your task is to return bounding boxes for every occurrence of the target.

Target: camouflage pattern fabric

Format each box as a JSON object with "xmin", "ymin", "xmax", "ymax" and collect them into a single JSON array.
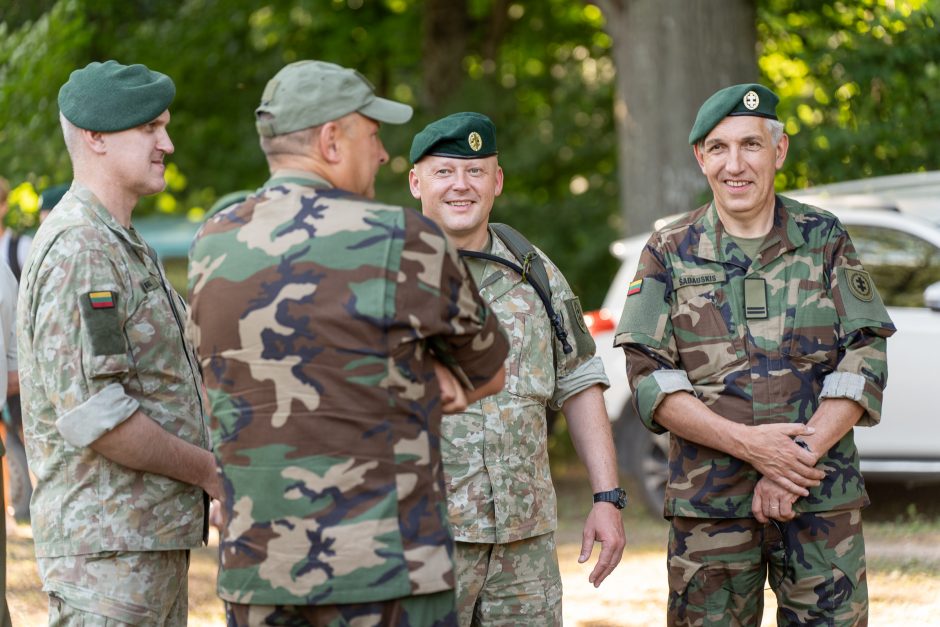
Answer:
[
  {"xmin": 17, "ymin": 183, "xmax": 209, "ymax": 559},
  {"xmin": 446, "ymin": 229, "xmax": 608, "ymax": 544},
  {"xmin": 454, "ymin": 533, "xmax": 562, "ymax": 627},
  {"xmin": 615, "ymin": 196, "xmax": 895, "ymax": 518},
  {"xmin": 187, "ymin": 170, "xmax": 508, "ymax": 606},
  {"xmin": 668, "ymin": 510, "xmax": 867, "ymax": 626},
  {"xmin": 225, "ymin": 589, "xmax": 457, "ymax": 626},
  {"xmin": 41, "ymin": 550, "xmax": 189, "ymax": 625}
]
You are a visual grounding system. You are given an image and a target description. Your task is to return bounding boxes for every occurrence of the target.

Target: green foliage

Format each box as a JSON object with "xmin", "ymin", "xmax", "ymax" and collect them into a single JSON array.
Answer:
[
  {"xmin": 5, "ymin": 1, "xmax": 940, "ymax": 306},
  {"xmin": 0, "ymin": 0, "xmax": 619, "ymax": 305},
  {"xmin": 758, "ymin": 0, "xmax": 940, "ymax": 190}
]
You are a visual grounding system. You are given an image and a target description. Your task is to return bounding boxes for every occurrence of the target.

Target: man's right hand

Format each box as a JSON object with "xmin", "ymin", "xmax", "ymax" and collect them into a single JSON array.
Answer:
[{"xmin": 736, "ymin": 423, "xmax": 824, "ymax": 496}]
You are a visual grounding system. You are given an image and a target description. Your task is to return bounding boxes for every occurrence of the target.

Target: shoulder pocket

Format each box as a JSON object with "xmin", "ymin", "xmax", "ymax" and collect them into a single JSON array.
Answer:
[
  {"xmin": 79, "ymin": 291, "xmax": 126, "ymax": 356},
  {"xmin": 614, "ymin": 277, "xmax": 668, "ymax": 347},
  {"xmin": 834, "ymin": 266, "xmax": 895, "ymax": 336}
]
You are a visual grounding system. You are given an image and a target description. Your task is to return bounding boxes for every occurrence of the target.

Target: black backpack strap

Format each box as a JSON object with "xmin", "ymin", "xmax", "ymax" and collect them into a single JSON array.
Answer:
[
  {"xmin": 459, "ymin": 223, "xmax": 572, "ymax": 355},
  {"xmin": 8, "ymin": 233, "xmax": 21, "ymax": 281}
]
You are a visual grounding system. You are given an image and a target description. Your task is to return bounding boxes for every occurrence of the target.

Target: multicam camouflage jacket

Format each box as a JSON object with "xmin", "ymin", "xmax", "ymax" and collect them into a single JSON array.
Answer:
[
  {"xmin": 17, "ymin": 183, "xmax": 210, "ymax": 557},
  {"xmin": 187, "ymin": 170, "xmax": 508, "ymax": 606},
  {"xmin": 615, "ymin": 196, "xmax": 896, "ymax": 518},
  {"xmin": 447, "ymin": 229, "xmax": 608, "ymax": 544}
]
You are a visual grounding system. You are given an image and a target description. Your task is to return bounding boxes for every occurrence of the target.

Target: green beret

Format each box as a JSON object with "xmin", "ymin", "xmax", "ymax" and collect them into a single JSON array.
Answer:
[
  {"xmin": 58, "ymin": 60, "xmax": 175, "ymax": 132},
  {"xmin": 410, "ymin": 112, "xmax": 498, "ymax": 163},
  {"xmin": 689, "ymin": 83, "xmax": 779, "ymax": 145},
  {"xmin": 39, "ymin": 184, "xmax": 70, "ymax": 211}
]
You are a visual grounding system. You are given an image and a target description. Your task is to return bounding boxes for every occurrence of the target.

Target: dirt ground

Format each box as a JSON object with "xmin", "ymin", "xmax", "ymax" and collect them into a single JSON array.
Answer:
[{"xmin": 7, "ymin": 475, "xmax": 940, "ymax": 626}]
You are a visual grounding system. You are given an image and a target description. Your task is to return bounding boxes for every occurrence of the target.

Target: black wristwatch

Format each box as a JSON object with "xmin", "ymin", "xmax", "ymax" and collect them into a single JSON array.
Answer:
[{"xmin": 593, "ymin": 487, "xmax": 628, "ymax": 509}]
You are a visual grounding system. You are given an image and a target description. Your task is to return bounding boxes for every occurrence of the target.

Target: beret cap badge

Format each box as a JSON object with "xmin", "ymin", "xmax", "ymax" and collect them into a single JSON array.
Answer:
[
  {"xmin": 743, "ymin": 90, "xmax": 760, "ymax": 110},
  {"xmin": 468, "ymin": 131, "xmax": 483, "ymax": 152}
]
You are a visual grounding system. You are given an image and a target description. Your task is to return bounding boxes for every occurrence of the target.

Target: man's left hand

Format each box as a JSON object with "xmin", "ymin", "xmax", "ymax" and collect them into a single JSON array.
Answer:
[{"xmin": 578, "ymin": 502, "xmax": 626, "ymax": 587}]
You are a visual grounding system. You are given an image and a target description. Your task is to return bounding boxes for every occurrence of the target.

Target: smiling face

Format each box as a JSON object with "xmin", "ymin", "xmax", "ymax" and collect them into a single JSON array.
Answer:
[
  {"xmin": 409, "ymin": 154, "xmax": 503, "ymax": 249},
  {"xmin": 104, "ymin": 109, "xmax": 175, "ymax": 198},
  {"xmin": 693, "ymin": 115, "xmax": 788, "ymax": 233}
]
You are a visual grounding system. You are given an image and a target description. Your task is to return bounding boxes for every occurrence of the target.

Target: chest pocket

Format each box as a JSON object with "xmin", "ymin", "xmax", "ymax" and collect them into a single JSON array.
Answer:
[
  {"xmin": 125, "ymin": 275, "xmax": 187, "ymax": 395},
  {"xmin": 784, "ymin": 273, "xmax": 839, "ymax": 365},
  {"xmin": 671, "ymin": 271, "xmax": 745, "ymax": 383},
  {"xmin": 484, "ymin": 274, "xmax": 554, "ymax": 402}
]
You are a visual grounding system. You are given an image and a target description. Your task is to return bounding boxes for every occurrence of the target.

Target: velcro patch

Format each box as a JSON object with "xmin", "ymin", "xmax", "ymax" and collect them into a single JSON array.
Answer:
[
  {"xmin": 744, "ymin": 278, "xmax": 768, "ymax": 319},
  {"xmin": 88, "ymin": 291, "xmax": 115, "ymax": 309}
]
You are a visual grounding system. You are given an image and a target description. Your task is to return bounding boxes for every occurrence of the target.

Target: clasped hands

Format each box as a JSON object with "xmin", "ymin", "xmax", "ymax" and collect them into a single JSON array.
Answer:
[{"xmin": 741, "ymin": 423, "xmax": 823, "ymax": 523}]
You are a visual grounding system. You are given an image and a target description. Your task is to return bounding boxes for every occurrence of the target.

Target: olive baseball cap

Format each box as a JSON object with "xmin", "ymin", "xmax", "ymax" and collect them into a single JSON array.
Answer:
[
  {"xmin": 409, "ymin": 112, "xmax": 498, "ymax": 163},
  {"xmin": 255, "ymin": 60, "xmax": 413, "ymax": 137},
  {"xmin": 58, "ymin": 60, "xmax": 175, "ymax": 132},
  {"xmin": 689, "ymin": 83, "xmax": 779, "ymax": 145}
]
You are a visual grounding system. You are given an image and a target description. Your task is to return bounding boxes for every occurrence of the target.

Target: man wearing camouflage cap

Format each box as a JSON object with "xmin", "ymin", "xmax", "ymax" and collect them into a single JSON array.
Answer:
[
  {"xmin": 615, "ymin": 83, "xmax": 896, "ymax": 625},
  {"xmin": 409, "ymin": 112, "xmax": 626, "ymax": 625},
  {"xmin": 17, "ymin": 60, "xmax": 220, "ymax": 624},
  {"xmin": 188, "ymin": 61, "xmax": 508, "ymax": 626}
]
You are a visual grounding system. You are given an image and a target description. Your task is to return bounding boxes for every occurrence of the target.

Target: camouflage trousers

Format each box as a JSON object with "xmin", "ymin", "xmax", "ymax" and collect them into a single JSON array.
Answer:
[
  {"xmin": 667, "ymin": 510, "xmax": 868, "ymax": 626},
  {"xmin": 454, "ymin": 532, "xmax": 562, "ymax": 626},
  {"xmin": 38, "ymin": 550, "xmax": 190, "ymax": 626},
  {"xmin": 224, "ymin": 589, "xmax": 457, "ymax": 626}
]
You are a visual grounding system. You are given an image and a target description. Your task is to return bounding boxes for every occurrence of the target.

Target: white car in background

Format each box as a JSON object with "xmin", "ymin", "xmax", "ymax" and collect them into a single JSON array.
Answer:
[{"xmin": 588, "ymin": 171, "xmax": 940, "ymax": 515}]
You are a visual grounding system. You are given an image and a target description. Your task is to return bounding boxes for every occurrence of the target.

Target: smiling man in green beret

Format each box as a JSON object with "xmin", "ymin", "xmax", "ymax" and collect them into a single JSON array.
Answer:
[
  {"xmin": 17, "ymin": 60, "xmax": 220, "ymax": 625},
  {"xmin": 409, "ymin": 112, "xmax": 626, "ymax": 626},
  {"xmin": 616, "ymin": 83, "xmax": 895, "ymax": 625}
]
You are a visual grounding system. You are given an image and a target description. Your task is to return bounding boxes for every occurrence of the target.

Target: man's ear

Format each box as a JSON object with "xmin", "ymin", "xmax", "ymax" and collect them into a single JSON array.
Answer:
[
  {"xmin": 318, "ymin": 121, "xmax": 341, "ymax": 164},
  {"xmin": 82, "ymin": 129, "xmax": 107, "ymax": 155},
  {"xmin": 408, "ymin": 167, "xmax": 422, "ymax": 201}
]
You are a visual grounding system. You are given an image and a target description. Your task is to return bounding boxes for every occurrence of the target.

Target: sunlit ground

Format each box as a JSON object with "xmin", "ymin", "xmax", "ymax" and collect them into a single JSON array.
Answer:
[{"xmin": 7, "ymin": 472, "xmax": 940, "ymax": 626}]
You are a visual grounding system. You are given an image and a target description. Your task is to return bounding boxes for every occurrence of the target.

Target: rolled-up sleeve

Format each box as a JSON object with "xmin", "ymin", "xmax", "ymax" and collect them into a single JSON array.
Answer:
[
  {"xmin": 30, "ymin": 244, "xmax": 134, "ymax": 446},
  {"xmin": 825, "ymin": 227, "xmax": 896, "ymax": 426},
  {"xmin": 55, "ymin": 382, "xmax": 139, "ymax": 447}
]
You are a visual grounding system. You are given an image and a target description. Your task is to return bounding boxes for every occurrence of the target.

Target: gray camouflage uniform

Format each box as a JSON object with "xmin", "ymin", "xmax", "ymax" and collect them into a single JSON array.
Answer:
[
  {"xmin": 448, "ymin": 228, "xmax": 608, "ymax": 624},
  {"xmin": 17, "ymin": 183, "xmax": 210, "ymax": 624}
]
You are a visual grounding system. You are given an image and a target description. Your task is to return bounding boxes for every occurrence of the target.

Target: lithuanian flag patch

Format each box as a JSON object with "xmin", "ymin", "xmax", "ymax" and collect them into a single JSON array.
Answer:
[
  {"xmin": 627, "ymin": 279, "xmax": 643, "ymax": 296},
  {"xmin": 88, "ymin": 291, "xmax": 116, "ymax": 309}
]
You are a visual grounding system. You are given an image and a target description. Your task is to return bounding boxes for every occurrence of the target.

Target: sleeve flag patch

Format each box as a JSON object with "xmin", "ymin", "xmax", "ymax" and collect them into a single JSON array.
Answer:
[
  {"xmin": 627, "ymin": 279, "xmax": 643, "ymax": 296},
  {"xmin": 88, "ymin": 291, "xmax": 116, "ymax": 309}
]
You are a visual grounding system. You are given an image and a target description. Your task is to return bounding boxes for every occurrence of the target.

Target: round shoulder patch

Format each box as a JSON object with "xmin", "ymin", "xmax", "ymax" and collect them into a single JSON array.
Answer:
[
  {"xmin": 743, "ymin": 90, "xmax": 760, "ymax": 111},
  {"xmin": 468, "ymin": 131, "xmax": 482, "ymax": 152},
  {"xmin": 845, "ymin": 268, "xmax": 874, "ymax": 302}
]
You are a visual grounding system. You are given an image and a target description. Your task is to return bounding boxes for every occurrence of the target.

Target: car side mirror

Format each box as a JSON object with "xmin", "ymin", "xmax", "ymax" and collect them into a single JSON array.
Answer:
[{"xmin": 925, "ymin": 281, "xmax": 940, "ymax": 312}]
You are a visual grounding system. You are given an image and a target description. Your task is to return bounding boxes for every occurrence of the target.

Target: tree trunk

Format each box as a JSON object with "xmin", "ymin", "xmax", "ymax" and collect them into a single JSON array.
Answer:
[
  {"xmin": 596, "ymin": 0, "xmax": 757, "ymax": 236},
  {"xmin": 421, "ymin": 0, "xmax": 470, "ymax": 113}
]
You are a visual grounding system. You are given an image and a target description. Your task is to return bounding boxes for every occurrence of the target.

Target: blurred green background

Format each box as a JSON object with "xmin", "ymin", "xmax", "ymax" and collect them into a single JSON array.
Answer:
[{"xmin": 2, "ymin": 0, "xmax": 939, "ymax": 306}]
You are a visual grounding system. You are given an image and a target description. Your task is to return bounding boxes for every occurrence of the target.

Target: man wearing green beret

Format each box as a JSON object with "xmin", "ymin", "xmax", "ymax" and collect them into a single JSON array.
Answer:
[
  {"xmin": 409, "ymin": 112, "xmax": 626, "ymax": 625},
  {"xmin": 615, "ymin": 83, "xmax": 895, "ymax": 625},
  {"xmin": 17, "ymin": 60, "xmax": 221, "ymax": 624},
  {"xmin": 188, "ymin": 61, "xmax": 508, "ymax": 626}
]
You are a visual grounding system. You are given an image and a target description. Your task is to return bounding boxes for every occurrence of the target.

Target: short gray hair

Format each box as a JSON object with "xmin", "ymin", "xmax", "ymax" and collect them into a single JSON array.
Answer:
[
  {"xmin": 258, "ymin": 113, "xmax": 320, "ymax": 161},
  {"xmin": 766, "ymin": 118, "xmax": 785, "ymax": 146},
  {"xmin": 59, "ymin": 112, "xmax": 85, "ymax": 166}
]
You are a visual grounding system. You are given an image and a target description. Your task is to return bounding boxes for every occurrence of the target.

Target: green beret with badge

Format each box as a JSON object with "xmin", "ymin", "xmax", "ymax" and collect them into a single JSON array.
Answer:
[
  {"xmin": 409, "ymin": 112, "xmax": 498, "ymax": 163},
  {"xmin": 688, "ymin": 83, "xmax": 780, "ymax": 145},
  {"xmin": 58, "ymin": 60, "xmax": 175, "ymax": 132}
]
